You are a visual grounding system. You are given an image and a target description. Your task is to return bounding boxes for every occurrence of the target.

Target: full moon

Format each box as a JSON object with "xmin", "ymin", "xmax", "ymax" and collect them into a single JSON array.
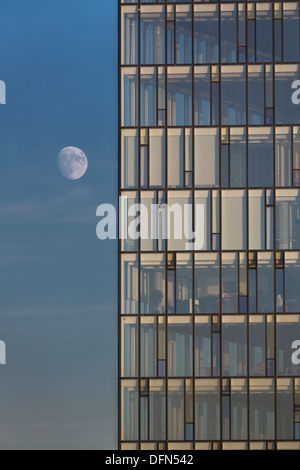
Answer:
[{"xmin": 57, "ymin": 147, "xmax": 88, "ymax": 180}]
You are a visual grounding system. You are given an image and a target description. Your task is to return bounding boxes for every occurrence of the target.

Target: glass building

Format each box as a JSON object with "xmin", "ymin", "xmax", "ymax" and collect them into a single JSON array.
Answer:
[{"xmin": 119, "ymin": 0, "xmax": 300, "ymax": 450}]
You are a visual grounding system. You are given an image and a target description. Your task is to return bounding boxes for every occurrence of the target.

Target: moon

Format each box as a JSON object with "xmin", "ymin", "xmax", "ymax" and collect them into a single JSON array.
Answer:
[{"xmin": 57, "ymin": 147, "xmax": 88, "ymax": 180}]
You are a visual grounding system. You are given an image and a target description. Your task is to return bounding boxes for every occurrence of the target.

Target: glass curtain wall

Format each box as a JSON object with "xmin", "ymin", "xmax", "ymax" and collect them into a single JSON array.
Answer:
[{"xmin": 119, "ymin": 0, "xmax": 300, "ymax": 451}]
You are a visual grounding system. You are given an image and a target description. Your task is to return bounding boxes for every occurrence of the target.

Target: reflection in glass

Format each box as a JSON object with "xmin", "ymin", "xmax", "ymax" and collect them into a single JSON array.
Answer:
[
  {"xmin": 168, "ymin": 317, "xmax": 193, "ymax": 377},
  {"xmin": 141, "ymin": 254, "xmax": 165, "ymax": 314},
  {"xmin": 249, "ymin": 379, "xmax": 275, "ymax": 440},
  {"xmin": 195, "ymin": 254, "xmax": 220, "ymax": 314},
  {"xmin": 195, "ymin": 379, "xmax": 220, "ymax": 441},
  {"xmin": 248, "ymin": 128, "xmax": 273, "ymax": 187},
  {"xmin": 194, "ymin": 5, "xmax": 219, "ymax": 64},
  {"xmin": 249, "ymin": 316, "xmax": 266, "ymax": 376},
  {"xmin": 222, "ymin": 316, "xmax": 247, "ymax": 377},
  {"xmin": 222, "ymin": 253, "xmax": 238, "ymax": 314},
  {"xmin": 221, "ymin": 66, "xmax": 246, "ymax": 125},
  {"xmin": 195, "ymin": 317, "xmax": 211, "ymax": 377}
]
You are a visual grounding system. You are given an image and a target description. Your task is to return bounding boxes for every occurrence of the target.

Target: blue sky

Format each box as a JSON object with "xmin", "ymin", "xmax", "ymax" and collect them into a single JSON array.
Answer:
[{"xmin": 0, "ymin": 0, "xmax": 117, "ymax": 449}]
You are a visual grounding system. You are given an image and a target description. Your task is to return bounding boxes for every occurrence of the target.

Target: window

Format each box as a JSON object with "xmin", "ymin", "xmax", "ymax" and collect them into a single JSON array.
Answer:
[
  {"xmin": 121, "ymin": 6, "xmax": 138, "ymax": 65},
  {"xmin": 195, "ymin": 254, "xmax": 220, "ymax": 314},
  {"xmin": 248, "ymin": 128, "xmax": 274, "ymax": 187},
  {"xmin": 141, "ymin": 254, "xmax": 166, "ymax": 314},
  {"xmin": 194, "ymin": 5, "xmax": 219, "ymax": 64},
  {"xmin": 168, "ymin": 316, "xmax": 193, "ymax": 377},
  {"xmin": 249, "ymin": 316, "xmax": 266, "ymax": 376},
  {"xmin": 195, "ymin": 128, "xmax": 219, "ymax": 188},
  {"xmin": 168, "ymin": 129, "xmax": 184, "ymax": 188},
  {"xmin": 121, "ymin": 68, "xmax": 138, "ymax": 127},
  {"xmin": 168, "ymin": 380, "xmax": 184, "ymax": 440},
  {"xmin": 167, "ymin": 67, "xmax": 192, "ymax": 126},
  {"xmin": 141, "ymin": 5, "xmax": 165, "ymax": 65},
  {"xmin": 222, "ymin": 316, "xmax": 247, "ymax": 377},
  {"xmin": 248, "ymin": 66, "xmax": 264, "ymax": 125},
  {"xmin": 222, "ymin": 190, "xmax": 246, "ymax": 250},
  {"xmin": 195, "ymin": 316, "xmax": 211, "ymax": 377},
  {"xmin": 149, "ymin": 129, "xmax": 165, "ymax": 188},
  {"xmin": 149, "ymin": 380, "xmax": 166, "ymax": 441},
  {"xmin": 194, "ymin": 66, "xmax": 210, "ymax": 125},
  {"xmin": 276, "ymin": 127, "xmax": 292, "ymax": 187},
  {"xmin": 231, "ymin": 379, "xmax": 247, "ymax": 441},
  {"xmin": 141, "ymin": 317, "xmax": 157, "ymax": 377},
  {"xmin": 249, "ymin": 379, "xmax": 275, "ymax": 440},
  {"xmin": 256, "ymin": 4, "xmax": 273, "ymax": 63},
  {"xmin": 195, "ymin": 379, "xmax": 220, "ymax": 441},
  {"xmin": 277, "ymin": 378, "xmax": 293, "ymax": 440},
  {"xmin": 277, "ymin": 315, "xmax": 300, "ymax": 375},
  {"xmin": 276, "ymin": 190, "xmax": 300, "ymax": 250},
  {"xmin": 222, "ymin": 253, "xmax": 238, "ymax": 314},
  {"xmin": 221, "ymin": 66, "xmax": 246, "ymax": 125},
  {"xmin": 275, "ymin": 65, "xmax": 300, "ymax": 124},
  {"xmin": 121, "ymin": 255, "xmax": 139, "ymax": 315},
  {"xmin": 121, "ymin": 380, "xmax": 139, "ymax": 441},
  {"xmin": 221, "ymin": 4, "xmax": 237, "ymax": 63},
  {"xmin": 121, "ymin": 130, "xmax": 138, "ymax": 189}
]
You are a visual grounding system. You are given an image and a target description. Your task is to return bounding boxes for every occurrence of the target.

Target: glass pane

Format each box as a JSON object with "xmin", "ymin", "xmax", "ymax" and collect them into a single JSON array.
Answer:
[
  {"xmin": 231, "ymin": 379, "xmax": 247, "ymax": 441},
  {"xmin": 195, "ymin": 379, "xmax": 220, "ymax": 441},
  {"xmin": 141, "ymin": 67, "xmax": 157, "ymax": 127},
  {"xmin": 121, "ymin": 6, "xmax": 138, "ymax": 65},
  {"xmin": 176, "ymin": 254, "xmax": 193, "ymax": 314},
  {"xmin": 249, "ymin": 190, "xmax": 265, "ymax": 250},
  {"xmin": 195, "ymin": 128, "xmax": 219, "ymax": 188},
  {"xmin": 256, "ymin": 4, "xmax": 273, "ymax": 62},
  {"xmin": 276, "ymin": 190, "xmax": 300, "ymax": 250},
  {"xmin": 168, "ymin": 129, "xmax": 184, "ymax": 188},
  {"xmin": 121, "ymin": 380, "xmax": 139, "ymax": 441},
  {"xmin": 221, "ymin": 4, "xmax": 237, "ymax": 63},
  {"xmin": 275, "ymin": 65, "xmax": 300, "ymax": 125},
  {"xmin": 222, "ymin": 253, "xmax": 238, "ymax": 314},
  {"xmin": 221, "ymin": 66, "xmax": 246, "ymax": 125},
  {"xmin": 121, "ymin": 254, "xmax": 139, "ymax": 314},
  {"xmin": 121, "ymin": 317, "xmax": 139, "ymax": 378},
  {"xmin": 195, "ymin": 253, "xmax": 220, "ymax": 314},
  {"xmin": 167, "ymin": 66, "xmax": 192, "ymax": 126},
  {"xmin": 149, "ymin": 380, "xmax": 166, "ymax": 441},
  {"xmin": 168, "ymin": 379, "xmax": 184, "ymax": 441},
  {"xmin": 248, "ymin": 66, "xmax": 264, "ymax": 125},
  {"xmin": 141, "ymin": 5, "xmax": 165, "ymax": 65},
  {"xmin": 141, "ymin": 317, "xmax": 157, "ymax": 377},
  {"xmin": 275, "ymin": 127, "xmax": 292, "ymax": 187},
  {"xmin": 285, "ymin": 252, "xmax": 300, "ymax": 313},
  {"xmin": 121, "ymin": 67, "xmax": 138, "ymax": 127},
  {"xmin": 222, "ymin": 316, "xmax": 247, "ymax": 376},
  {"xmin": 141, "ymin": 254, "xmax": 166, "ymax": 314},
  {"xmin": 248, "ymin": 128, "xmax": 274, "ymax": 187},
  {"xmin": 195, "ymin": 316, "xmax": 211, "ymax": 377},
  {"xmin": 283, "ymin": 3, "xmax": 300, "ymax": 63},
  {"xmin": 257, "ymin": 253, "xmax": 274, "ymax": 313},
  {"xmin": 249, "ymin": 316, "xmax": 266, "ymax": 376},
  {"xmin": 149, "ymin": 129, "xmax": 165, "ymax": 188},
  {"xmin": 249, "ymin": 379, "xmax": 275, "ymax": 441},
  {"xmin": 176, "ymin": 5, "xmax": 192, "ymax": 64},
  {"xmin": 277, "ymin": 315, "xmax": 300, "ymax": 375},
  {"xmin": 194, "ymin": 5, "xmax": 219, "ymax": 64},
  {"xmin": 222, "ymin": 190, "xmax": 246, "ymax": 250},
  {"xmin": 121, "ymin": 130, "xmax": 139, "ymax": 189},
  {"xmin": 194, "ymin": 66, "xmax": 210, "ymax": 125},
  {"xmin": 230, "ymin": 128, "xmax": 246, "ymax": 187},
  {"xmin": 277, "ymin": 378, "xmax": 293, "ymax": 440},
  {"xmin": 168, "ymin": 317, "xmax": 193, "ymax": 377}
]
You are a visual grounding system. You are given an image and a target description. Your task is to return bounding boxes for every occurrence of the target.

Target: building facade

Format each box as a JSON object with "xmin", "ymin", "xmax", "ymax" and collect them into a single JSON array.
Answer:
[{"xmin": 119, "ymin": 0, "xmax": 300, "ymax": 450}]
